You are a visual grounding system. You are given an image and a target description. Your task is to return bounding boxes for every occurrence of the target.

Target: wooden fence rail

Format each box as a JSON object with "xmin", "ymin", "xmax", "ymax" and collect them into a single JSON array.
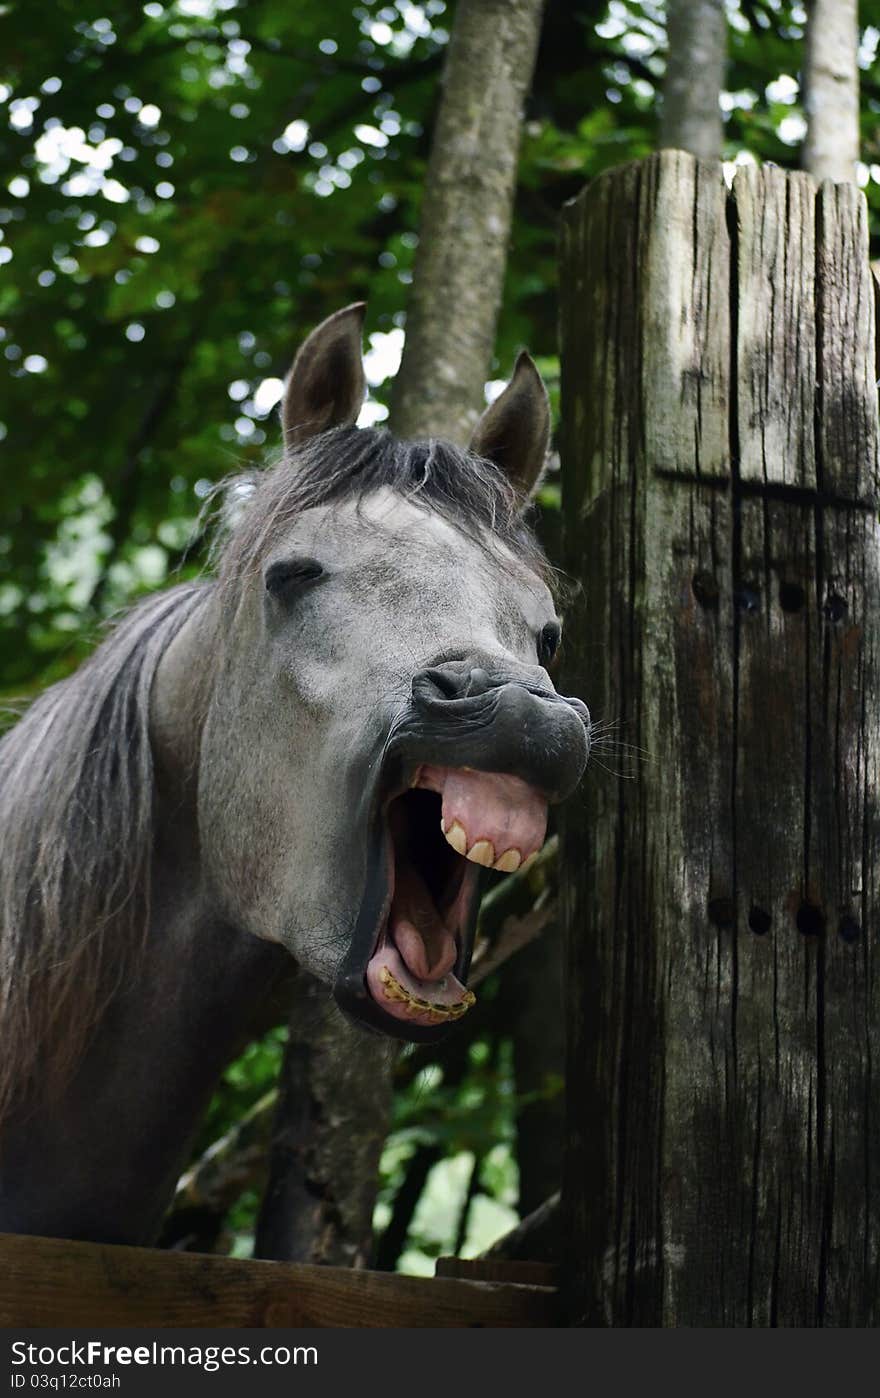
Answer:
[{"xmin": 0, "ymin": 1233, "xmax": 558, "ymax": 1328}]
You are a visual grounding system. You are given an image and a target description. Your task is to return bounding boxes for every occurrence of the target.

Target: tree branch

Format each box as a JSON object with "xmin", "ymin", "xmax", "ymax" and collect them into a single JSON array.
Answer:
[
  {"xmin": 138, "ymin": 29, "xmax": 441, "ymax": 83},
  {"xmin": 482, "ymin": 1191, "xmax": 561, "ymax": 1262}
]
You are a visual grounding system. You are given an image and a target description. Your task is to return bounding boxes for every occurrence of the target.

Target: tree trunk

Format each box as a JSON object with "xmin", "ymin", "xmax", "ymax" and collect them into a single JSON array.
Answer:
[
  {"xmin": 803, "ymin": 0, "xmax": 860, "ymax": 182},
  {"xmin": 254, "ymin": 972, "xmax": 392, "ymax": 1265},
  {"xmin": 660, "ymin": 0, "xmax": 726, "ymax": 160},
  {"xmin": 559, "ymin": 151, "xmax": 880, "ymax": 1325},
  {"xmin": 389, "ymin": 0, "xmax": 547, "ymax": 444},
  {"xmin": 497, "ymin": 920, "xmax": 565, "ymax": 1217}
]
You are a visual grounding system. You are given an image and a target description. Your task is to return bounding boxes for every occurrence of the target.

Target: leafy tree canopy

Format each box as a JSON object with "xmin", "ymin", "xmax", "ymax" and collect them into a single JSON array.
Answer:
[{"xmin": 3, "ymin": 1, "xmax": 880, "ymax": 687}]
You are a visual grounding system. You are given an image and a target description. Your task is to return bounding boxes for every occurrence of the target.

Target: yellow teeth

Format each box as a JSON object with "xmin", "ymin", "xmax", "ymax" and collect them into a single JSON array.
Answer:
[
  {"xmin": 439, "ymin": 816, "xmax": 528, "ymax": 872},
  {"xmin": 379, "ymin": 966, "xmax": 476, "ymax": 1021},
  {"xmin": 443, "ymin": 819, "xmax": 468, "ymax": 855},
  {"xmin": 441, "ymin": 820, "xmax": 536, "ymax": 875},
  {"xmin": 467, "ymin": 839, "xmax": 495, "ymax": 867}
]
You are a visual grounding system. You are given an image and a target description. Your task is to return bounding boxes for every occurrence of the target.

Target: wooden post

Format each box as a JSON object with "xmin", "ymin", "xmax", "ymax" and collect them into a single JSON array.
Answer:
[{"xmin": 559, "ymin": 151, "xmax": 880, "ymax": 1326}]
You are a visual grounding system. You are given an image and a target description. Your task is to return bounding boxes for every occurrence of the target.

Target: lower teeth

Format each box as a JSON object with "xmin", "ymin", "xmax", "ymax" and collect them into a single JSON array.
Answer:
[{"xmin": 379, "ymin": 966, "xmax": 475, "ymax": 1020}]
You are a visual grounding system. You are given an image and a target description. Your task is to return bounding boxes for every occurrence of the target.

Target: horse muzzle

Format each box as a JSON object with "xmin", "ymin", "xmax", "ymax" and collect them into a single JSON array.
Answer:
[
  {"xmin": 332, "ymin": 653, "xmax": 591, "ymax": 1044},
  {"xmin": 407, "ymin": 655, "xmax": 591, "ymax": 801}
]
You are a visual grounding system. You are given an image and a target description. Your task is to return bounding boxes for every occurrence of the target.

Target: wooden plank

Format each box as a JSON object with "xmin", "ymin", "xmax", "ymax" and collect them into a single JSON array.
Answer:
[
  {"xmin": 560, "ymin": 157, "xmax": 642, "ymax": 511},
  {"xmin": 735, "ymin": 165, "xmax": 818, "ymax": 488},
  {"xmin": 648, "ymin": 480, "xmax": 736, "ymax": 1326},
  {"xmin": 435, "ymin": 1257, "xmax": 559, "ymax": 1287},
  {"xmin": 641, "ymin": 150, "xmax": 731, "ymax": 479},
  {"xmin": 560, "ymin": 154, "xmax": 880, "ymax": 1326},
  {"xmin": 807, "ymin": 505, "xmax": 880, "ymax": 1321},
  {"xmin": 730, "ymin": 496, "xmax": 822, "ymax": 1327},
  {"xmin": 0, "ymin": 1233, "xmax": 559, "ymax": 1328},
  {"xmin": 560, "ymin": 157, "xmax": 646, "ymax": 1324},
  {"xmin": 815, "ymin": 181, "xmax": 880, "ymax": 502},
  {"xmin": 560, "ymin": 151, "xmax": 736, "ymax": 1324}
]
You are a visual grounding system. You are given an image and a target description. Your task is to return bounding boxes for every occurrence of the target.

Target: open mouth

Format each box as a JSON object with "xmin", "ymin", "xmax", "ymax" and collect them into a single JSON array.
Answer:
[{"xmin": 363, "ymin": 765, "xmax": 548, "ymax": 1031}]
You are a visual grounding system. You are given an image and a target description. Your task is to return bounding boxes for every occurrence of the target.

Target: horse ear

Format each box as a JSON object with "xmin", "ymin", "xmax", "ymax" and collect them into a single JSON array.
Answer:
[
  {"xmin": 281, "ymin": 302, "xmax": 367, "ymax": 449},
  {"xmin": 468, "ymin": 351, "xmax": 551, "ymax": 500}
]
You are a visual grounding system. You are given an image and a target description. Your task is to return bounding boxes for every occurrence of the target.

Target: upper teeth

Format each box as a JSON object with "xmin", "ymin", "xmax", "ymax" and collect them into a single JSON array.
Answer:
[
  {"xmin": 441, "ymin": 819, "xmax": 526, "ymax": 873},
  {"xmin": 468, "ymin": 839, "xmax": 495, "ymax": 867},
  {"xmin": 444, "ymin": 819, "xmax": 468, "ymax": 855}
]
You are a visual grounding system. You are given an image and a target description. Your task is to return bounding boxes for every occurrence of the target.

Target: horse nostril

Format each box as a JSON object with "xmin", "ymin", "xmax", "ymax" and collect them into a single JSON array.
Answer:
[
  {"xmin": 413, "ymin": 662, "xmax": 496, "ymax": 704},
  {"xmin": 465, "ymin": 667, "xmax": 491, "ymax": 698},
  {"xmin": 414, "ymin": 667, "xmax": 463, "ymax": 702}
]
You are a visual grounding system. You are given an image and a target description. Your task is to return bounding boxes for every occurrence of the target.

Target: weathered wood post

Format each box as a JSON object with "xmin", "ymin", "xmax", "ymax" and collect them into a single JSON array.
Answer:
[{"xmin": 559, "ymin": 151, "xmax": 880, "ymax": 1326}]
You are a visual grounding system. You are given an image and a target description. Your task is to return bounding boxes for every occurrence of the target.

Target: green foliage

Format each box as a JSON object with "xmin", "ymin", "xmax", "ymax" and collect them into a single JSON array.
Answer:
[
  {"xmin": 4, "ymin": 1, "xmax": 880, "ymax": 685},
  {"xmin": 374, "ymin": 1033, "xmax": 521, "ymax": 1270},
  {"xmin": 194, "ymin": 1024, "xmax": 286, "ymax": 1158},
  {"xmin": 0, "ymin": 0, "xmax": 452, "ymax": 680}
]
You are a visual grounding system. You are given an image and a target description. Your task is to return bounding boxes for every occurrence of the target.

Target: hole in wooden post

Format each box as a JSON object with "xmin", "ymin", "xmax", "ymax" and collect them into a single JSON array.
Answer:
[
  {"xmin": 692, "ymin": 572, "xmax": 719, "ymax": 610},
  {"xmin": 748, "ymin": 906, "xmax": 771, "ymax": 935},
  {"xmin": 838, "ymin": 915, "xmax": 861, "ymax": 944},
  {"xmin": 708, "ymin": 897, "xmax": 736, "ymax": 929},
  {"xmin": 779, "ymin": 582, "xmax": 806, "ymax": 613},
  {"xmin": 734, "ymin": 585, "xmax": 761, "ymax": 615},
  {"xmin": 796, "ymin": 903, "xmax": 826, "ymax": 937},
  {"xmin": 823, "ymin": 594, "xmax": 848, "ymax": 623}
]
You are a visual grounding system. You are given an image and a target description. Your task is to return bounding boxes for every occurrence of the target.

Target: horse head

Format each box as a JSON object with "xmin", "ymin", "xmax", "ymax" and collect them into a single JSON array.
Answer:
[{"xmin": 154, "ymin": 305, "xmax": 591, "ymax": 1044}]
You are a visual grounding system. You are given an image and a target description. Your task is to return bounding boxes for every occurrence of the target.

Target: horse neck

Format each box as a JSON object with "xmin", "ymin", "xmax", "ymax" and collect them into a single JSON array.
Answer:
[
  {"xmin": 0, "ymin": 794, "xmax": 289, "ymax": 1246},
  {"xmin": 0, "ymin": 872, "xmax": 289, "ymax": 1244},
  {"xmin": 0, "ymin": 592, "xmax": 292, "ymax": 1244}
]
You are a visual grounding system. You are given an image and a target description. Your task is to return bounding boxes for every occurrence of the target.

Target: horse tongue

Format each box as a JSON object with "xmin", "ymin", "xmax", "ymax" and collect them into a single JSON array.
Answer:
[
  {"xmin": 365, "ymin": 861, "xmax": 470, "ymax": 1027},
  {"xmin": 391, "ymin": 862, "xmax": 458, "ymax": 982}
]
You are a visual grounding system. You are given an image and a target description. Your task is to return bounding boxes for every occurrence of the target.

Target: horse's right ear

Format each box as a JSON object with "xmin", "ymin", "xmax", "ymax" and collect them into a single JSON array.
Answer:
[
  {"xmin": 468, "ymin": 351, "xmax": 550, "ymax": 501},
  {"xmin": 281, "ymin": 303, "xmax": 367, "ymax": 450}
]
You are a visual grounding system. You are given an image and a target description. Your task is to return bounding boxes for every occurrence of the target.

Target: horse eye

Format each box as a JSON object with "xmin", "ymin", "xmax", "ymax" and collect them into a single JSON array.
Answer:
[
  {"xmin": 537, "ymin": 621, "xmax": 561, "ymax": 667},
  {"xmin": 264, "ymin": 558, "xmax": 324, "ymax": 597}
]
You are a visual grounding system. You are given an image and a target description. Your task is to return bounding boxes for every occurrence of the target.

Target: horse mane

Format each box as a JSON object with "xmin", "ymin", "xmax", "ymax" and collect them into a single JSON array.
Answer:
[
  {"xmin": 0, "ymin": 581, "xmax": 209, "ymax": 1125},
  {"xmin": 211, "ymin": 426, "xmax": 553, "ymax": 593},
  {"xmin": 0, "ymin": 425, "xmax": 551, "ymax": 1126}
]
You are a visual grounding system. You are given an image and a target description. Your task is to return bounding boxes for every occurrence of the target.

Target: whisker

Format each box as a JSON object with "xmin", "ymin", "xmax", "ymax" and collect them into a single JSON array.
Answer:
[
  {"xmin": 591, "ymin": 738, "xmax": 651, "ymax": 762},
  {"xmin": 589, "ymin": 756, "xmax": 639, "ymax": 781}
]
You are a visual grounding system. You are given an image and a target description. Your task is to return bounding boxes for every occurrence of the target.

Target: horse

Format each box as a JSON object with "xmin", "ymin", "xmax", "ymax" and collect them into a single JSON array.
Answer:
[{"xmin": 0, "ymin": 304, "xmax": 590, "ymax": 1246}]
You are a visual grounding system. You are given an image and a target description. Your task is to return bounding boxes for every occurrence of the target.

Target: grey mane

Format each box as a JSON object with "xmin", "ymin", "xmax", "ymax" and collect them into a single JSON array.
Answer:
[
  {"xmin": 0, "ymin": 582, "xmax": 209, "ymax": 1125},
  {"xmin": 0, "ymin": 426, "xmax": 549, "ymax": 1126}
]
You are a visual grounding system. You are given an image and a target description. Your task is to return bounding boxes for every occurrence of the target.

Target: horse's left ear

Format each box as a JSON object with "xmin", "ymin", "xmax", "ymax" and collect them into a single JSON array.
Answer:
[
  {"xmin": 282, "ymin": 302, "xmax": 367, "ymax": 449},
  {"xmin": 468, "ymin": 351, "xmax": 550, "ymax": 501}
]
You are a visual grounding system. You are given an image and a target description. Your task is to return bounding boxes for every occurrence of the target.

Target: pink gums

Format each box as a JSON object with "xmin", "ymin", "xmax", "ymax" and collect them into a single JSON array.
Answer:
[{"xmin": 418, "ymin": 764, "xmax": 548, "ymax": 864}]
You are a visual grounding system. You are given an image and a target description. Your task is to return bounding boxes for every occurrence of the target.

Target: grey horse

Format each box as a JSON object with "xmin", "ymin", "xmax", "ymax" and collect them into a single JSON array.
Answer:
[{"xmin": 0, "ymin": 305, "xmax": 590, "ymax": 1244}]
